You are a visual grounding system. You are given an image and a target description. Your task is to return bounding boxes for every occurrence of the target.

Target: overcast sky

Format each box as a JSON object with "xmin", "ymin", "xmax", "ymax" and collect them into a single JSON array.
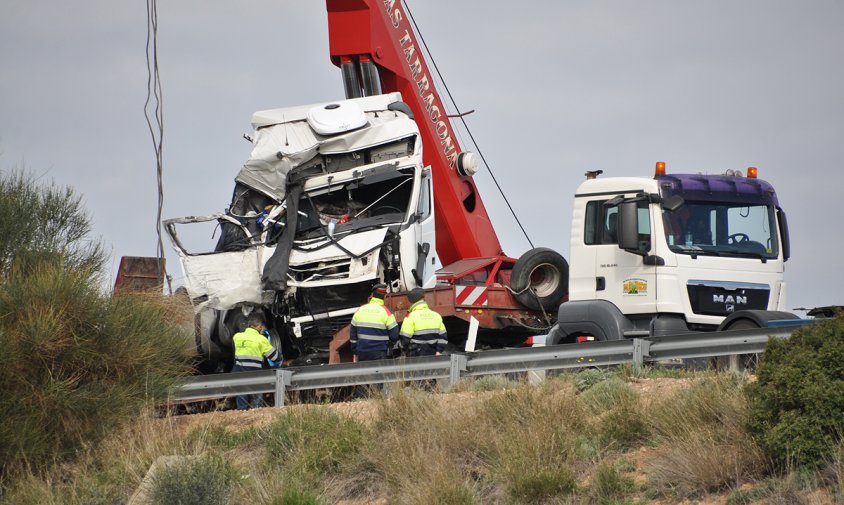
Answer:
[{"xmin": 1, "ymin": 1, "xmax": 842, "ymax": 312}]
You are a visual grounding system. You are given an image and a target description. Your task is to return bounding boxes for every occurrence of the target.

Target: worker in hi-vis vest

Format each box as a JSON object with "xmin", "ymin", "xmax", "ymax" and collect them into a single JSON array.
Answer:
[
  {"xmin": 400, "ymin": 288, "xmax": 447, "ymax": 356},
  {"xmin": 231, "ymin": 313, "xmax": 281, "ymax": 410},
  {"xmin": 349, "ymin": 283, "xmax": 399, "ymax": 362}
]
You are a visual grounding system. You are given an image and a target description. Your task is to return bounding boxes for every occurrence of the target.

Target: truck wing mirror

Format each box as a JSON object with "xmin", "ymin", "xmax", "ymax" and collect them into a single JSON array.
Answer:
[
  {"xmin": 616, "ymin": 201, "xmax": 662, "ymax": 265},
  {"xmin": 777, "ymin": 207, "xmax": 790, "ymax": 261},
  {"xmin": 617, "ymin": 201, "xmax": 641, "ymax": 251}
]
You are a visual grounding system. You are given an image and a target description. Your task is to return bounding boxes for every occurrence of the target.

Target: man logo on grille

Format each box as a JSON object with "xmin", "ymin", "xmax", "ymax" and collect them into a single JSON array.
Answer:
[{"xmin": 713, "ymin": 294, "xmax": 747, "ymax": 305}]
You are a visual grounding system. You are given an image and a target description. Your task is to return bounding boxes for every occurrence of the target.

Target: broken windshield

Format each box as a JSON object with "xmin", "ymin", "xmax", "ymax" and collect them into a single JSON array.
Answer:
[
  {"xmin": 295, "ymin": 168, "xmax": 414, "ymax": 237},
  {"xmin": 663, "ymin": 202, "xmax": 778, "ymax": 259}
]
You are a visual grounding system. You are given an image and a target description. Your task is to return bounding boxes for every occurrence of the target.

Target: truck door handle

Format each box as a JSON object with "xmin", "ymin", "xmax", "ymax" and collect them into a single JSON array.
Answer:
[{"xmin": 596, "ymin": 277, "xmax": 606, "ymax": 291}]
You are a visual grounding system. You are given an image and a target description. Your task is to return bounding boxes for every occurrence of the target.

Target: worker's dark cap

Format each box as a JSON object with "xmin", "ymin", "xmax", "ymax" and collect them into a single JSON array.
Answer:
[
  {"xmin": 246, "ymin": 312, "xmax": 266, "ymax": 328},
  {"xmin": 408, "ymin": 287, "xmax": 425, "ymax": 303},
  {"xmin": 371, "ymin": 283, "xmax": 388, "ymax": 299}
]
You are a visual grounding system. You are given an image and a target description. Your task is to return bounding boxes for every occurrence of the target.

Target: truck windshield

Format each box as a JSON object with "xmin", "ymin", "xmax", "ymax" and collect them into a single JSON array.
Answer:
[
  {"xmin": 662, "ymin": 202, "xmax": 778, "ymax": 259},
  {"xmin": 296, "ymin": 170, "xmax": 414, "ymax": 235}
]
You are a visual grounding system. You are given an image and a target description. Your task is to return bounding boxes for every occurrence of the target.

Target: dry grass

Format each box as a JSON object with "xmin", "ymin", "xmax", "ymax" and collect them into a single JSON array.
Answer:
[
  {"xmin": 4, "ymin": 372, "xmax": 842, "ymax": 505},
  {"xmin": 644, "ymin": 375, "xmax": 767, "ymax": 499}
]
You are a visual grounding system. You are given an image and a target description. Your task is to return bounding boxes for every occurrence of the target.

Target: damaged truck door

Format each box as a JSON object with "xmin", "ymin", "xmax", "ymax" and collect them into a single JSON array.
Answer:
[{"xmin": 164, "ymin": 93, "xmax": 434, "ymax": 369}]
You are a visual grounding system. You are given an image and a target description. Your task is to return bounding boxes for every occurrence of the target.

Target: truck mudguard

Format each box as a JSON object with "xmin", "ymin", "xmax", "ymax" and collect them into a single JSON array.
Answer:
[
  {"xmin": 718, "ymin": 310, "xmax": 799, "ymax": 330},
  {"xmin": 551, "ymin": 300, "xmax": 633, "ymax": 343}
]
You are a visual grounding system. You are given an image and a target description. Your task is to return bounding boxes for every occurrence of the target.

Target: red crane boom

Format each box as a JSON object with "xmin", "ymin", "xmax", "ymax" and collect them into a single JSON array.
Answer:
[
  {"xmin": 326, "ymin": 0, "xmax": 505, "ymax": 267},
  {"xmin": 324, "ymin": 0, "xmax": 568, "ymax": 364}
]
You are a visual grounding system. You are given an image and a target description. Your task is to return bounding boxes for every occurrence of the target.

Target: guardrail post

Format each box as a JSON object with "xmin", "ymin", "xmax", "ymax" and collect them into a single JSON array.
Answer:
[
  {"xmin": 728, "ymin": 354, "xmax": 741, "ymax": 373},
  {"xmin": 448, "ymin": 353, "xmax": 468, "ymax": 388},
  {"xmin": 275, "ymin": 369, "xmax": 294, "ymax": 407},
  {"xmin": 632, "ymin": 338, "xmax": 650, "ymax": 369}
]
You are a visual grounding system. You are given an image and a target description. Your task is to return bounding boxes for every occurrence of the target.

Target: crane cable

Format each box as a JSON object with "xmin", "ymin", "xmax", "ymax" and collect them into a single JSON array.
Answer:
[
  {"xmin": 144, "ymin": 0, "xmax": 172, "ymax": 294},
  {"xmin": 402, "ymin": 0, "xmax": 535, "ymax": 250}
]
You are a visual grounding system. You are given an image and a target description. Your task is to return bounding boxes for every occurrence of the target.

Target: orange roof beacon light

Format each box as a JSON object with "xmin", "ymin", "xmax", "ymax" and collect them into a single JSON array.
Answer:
[
  {"xmin": 747, "ymin": 167, "xmax": 758, "ymax": 179},
  {"xmin": 655, "ymin": 161, "xmax": 666, "ymax": 177}
]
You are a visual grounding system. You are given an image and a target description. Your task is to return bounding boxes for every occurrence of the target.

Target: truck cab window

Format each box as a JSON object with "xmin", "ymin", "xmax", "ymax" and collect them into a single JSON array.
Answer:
[
  {"xmin": 584, "ymin": 201, "xmax": 599, "ymax": 245},
  {"xmin": 585, "ymin": 200, "xmax": 641, "ymax": 246},
  {"xmin": 636, "ymin": 204, "xmax": 652, "ymax": 252},
  {"xmin": 663, "ymin": 202, "xmax": 777, "ymax": 259}
]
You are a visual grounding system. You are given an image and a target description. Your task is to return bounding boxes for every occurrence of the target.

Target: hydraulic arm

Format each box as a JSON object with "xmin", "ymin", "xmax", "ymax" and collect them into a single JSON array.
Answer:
[{"xmin": 326, "ymin": 0, "xmax": 504, "ymax": 266}]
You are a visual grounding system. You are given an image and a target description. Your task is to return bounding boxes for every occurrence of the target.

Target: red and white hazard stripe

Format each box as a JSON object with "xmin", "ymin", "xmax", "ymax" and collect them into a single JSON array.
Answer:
[{"xmin": 455, "ymin": 286, "xmax": 488, "ymax": 306}]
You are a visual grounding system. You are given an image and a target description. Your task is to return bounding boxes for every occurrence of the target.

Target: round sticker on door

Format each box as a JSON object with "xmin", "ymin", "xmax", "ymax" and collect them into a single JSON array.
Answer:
[{"xmin": 623, "ymin": 278, "xmax": 648, "ymax": 296}]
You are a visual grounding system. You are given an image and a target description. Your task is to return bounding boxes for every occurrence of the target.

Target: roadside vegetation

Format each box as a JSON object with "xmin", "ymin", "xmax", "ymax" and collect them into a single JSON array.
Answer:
[
  {"xmin": 0, "ymin": 168, "xmax": 194, "ymax": 492},
  {"xmin": 3, "ymin": 356, "xmax": 843, "ymax": 504},
  {"xmin": 1, "ymin": 167, "xmax": 841, "ymax": 504}
]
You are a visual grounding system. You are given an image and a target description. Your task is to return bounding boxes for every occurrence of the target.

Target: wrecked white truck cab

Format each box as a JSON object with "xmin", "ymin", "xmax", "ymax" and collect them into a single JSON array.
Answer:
[{"xmin": 165, "ymin": 93, "xmax": 436, "ymax": 368}]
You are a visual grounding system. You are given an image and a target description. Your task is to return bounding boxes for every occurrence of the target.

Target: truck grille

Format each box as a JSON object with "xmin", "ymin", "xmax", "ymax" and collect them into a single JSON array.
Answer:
[{"xmin": 687, "ymin": 282, "xmax": 769, "ymax": 316}]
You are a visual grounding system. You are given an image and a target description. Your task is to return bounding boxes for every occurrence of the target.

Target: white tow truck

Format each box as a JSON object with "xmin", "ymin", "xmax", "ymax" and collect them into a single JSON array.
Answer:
[{"xmin": 547, "ymin": 163, "xmax": 797, "ymax": 346}]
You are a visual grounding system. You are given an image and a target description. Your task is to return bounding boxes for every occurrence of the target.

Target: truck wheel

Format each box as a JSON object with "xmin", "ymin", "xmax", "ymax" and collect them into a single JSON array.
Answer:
[{"xmin": 511, "ymin": 248, "xmax": 569, "ymax": 311}]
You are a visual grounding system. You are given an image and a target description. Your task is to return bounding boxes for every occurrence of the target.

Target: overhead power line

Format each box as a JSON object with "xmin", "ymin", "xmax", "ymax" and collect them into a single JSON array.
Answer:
[{"xmin": 144, "ymin": 0, "xmax": 172, "ymax": 294}]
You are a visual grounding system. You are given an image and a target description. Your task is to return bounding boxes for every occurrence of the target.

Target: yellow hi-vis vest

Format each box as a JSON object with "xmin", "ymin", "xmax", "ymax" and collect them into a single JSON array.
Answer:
[
  {"xmin": 399, "ymin": 300, "xmax": 447, "ymax": 353},
  {"xmin": 233, "ymin": 327, "xmax": 280, "ymax": 369}
]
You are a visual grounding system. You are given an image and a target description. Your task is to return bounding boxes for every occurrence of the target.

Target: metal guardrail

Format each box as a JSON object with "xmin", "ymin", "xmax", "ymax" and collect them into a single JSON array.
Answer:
[{"xmin": 171, "ymin": 325, "xmax": 801, "ymax": 407}]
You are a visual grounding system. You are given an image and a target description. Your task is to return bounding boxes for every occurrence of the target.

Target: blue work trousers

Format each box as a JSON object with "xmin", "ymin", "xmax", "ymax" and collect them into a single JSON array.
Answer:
[
  {"xmin": 231, "ymin": 363, "xmax": 265, "ymax": 410},
  {"xmin": 355, "ymin": 350, "xmax": 388, "ymax": 397}
]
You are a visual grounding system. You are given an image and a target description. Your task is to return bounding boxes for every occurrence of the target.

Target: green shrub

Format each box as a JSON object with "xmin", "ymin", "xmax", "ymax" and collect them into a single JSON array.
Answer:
[
  {"xmin": 578, "ymin": 377, "xmax": 637, "ymax": 412},
  {"xmin": 0, "ymin": 169, "xmax": 105, "ymax": 278},
  {"xmin": 746, "ymin": 315, "xmax": 844, "ymax": 469},
  {"xmin": 0, "ymin": 169, "xmax": 194, "ymax": 482},
  {"xmin": 0, "ymin": 266, "xmax": 194, "ymax": 478},
  {"xmin": 574, "ymin": 433, "xmax": 603, "ymax": 460},
  {"xmin": 149, "ymin": 456, "xmax": 235, "ymax": 505},
  {"xmin": 574, "ymin": 368, "xmax": 611, "ymax": 392}
]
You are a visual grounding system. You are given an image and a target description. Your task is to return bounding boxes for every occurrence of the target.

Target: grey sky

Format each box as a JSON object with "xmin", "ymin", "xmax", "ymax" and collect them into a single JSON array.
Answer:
[{"xmin": 1, "ymin": 1, "xmax": 842, "ymax": 311}]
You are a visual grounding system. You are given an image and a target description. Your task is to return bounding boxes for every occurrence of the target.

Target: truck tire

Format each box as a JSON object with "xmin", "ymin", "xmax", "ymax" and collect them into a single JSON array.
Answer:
[{"xmin": 511, "ymin": 248, "xmax": 568, "ymax": 312}]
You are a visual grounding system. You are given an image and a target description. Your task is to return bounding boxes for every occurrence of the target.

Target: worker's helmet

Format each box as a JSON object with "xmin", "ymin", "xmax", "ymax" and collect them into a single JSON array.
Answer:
[
  {"xmin": 408, "ymin": 288, "xmax": 425, "ymax": 304},
  {"xmin": 371, "ymin": 283, "xmax": 388, "ymax": 299}
]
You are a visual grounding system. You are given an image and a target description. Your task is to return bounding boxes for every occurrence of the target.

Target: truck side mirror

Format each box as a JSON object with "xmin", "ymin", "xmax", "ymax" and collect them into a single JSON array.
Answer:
[
  {"xmin": 617, "ymin": 201, "xmax": 661, "ymax": 264},
  {"xmin": 777, "ymin": 208, "xmax": 790, "ymax": 262},
  {"xmin": 617, "ymin": 201, "xmax": 640, "ymax": 251}
]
